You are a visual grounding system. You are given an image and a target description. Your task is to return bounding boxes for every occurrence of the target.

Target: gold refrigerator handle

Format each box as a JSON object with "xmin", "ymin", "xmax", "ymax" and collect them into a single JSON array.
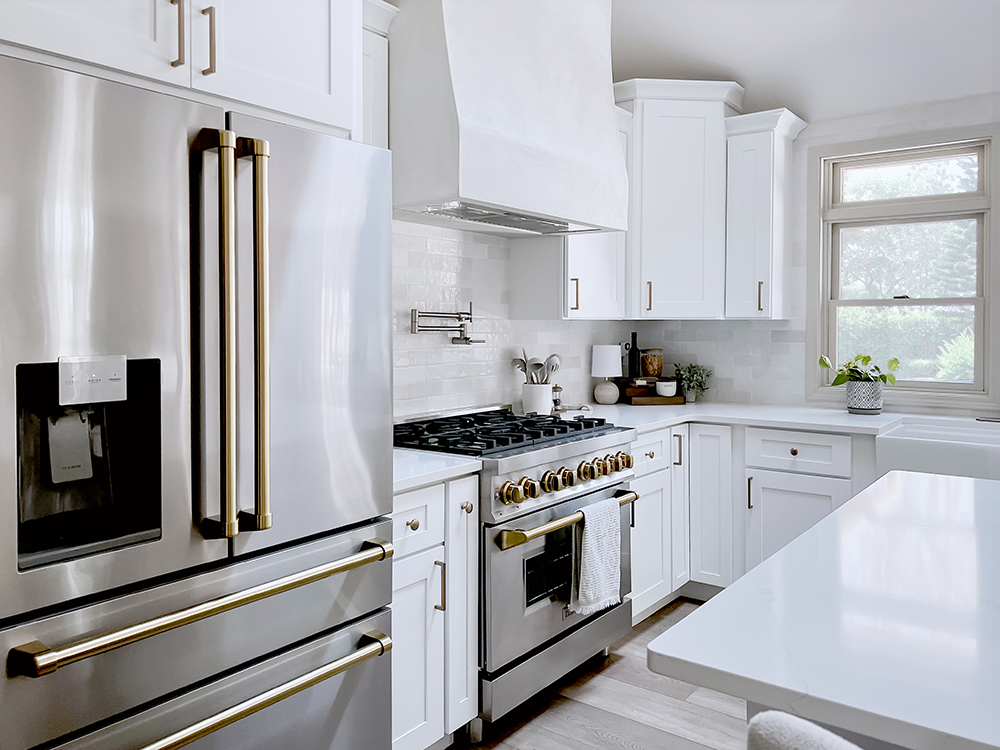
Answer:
[
  {"xmin": 496, "ymin": 490, "xmax": 639, "ymax": 551},
  {"xmin": 236, "ymin": 137, "xmax": 272, "ymax": 532},
  {"xmin": 194, "ymin": 128, "xmax": 239, "ymax": 540},
  {"xmin": 7, "ymin": 539, "xmax": 393, "ymax": 679},
  {"xmin": 136, "ymin": 630, "xmax": 392, "ymax": 750}
]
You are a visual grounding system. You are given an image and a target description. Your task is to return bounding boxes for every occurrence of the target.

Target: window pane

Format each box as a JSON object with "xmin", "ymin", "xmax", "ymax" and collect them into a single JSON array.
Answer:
[
  {"xmin": 838, "ymin": 219, "xmax": 977, "ymax": 300},
  {"xmin": 836, "ymin": 305, "xmax": 975, "ymax": 383},
  {"xmin": 841, "ymin": 154, "xmax": 979, "ymax": 202}
]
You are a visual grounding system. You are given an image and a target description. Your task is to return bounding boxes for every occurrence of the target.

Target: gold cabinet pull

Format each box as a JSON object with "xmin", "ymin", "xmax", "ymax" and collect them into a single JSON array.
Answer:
[
  {"xmin": 170, "ymin": 0, "xmax": 185, "ymax": 67},
  {"xmin": 194, "ymin": 128, "xmax": 239, "ymax": 540},
  {"xmin": 570, "ymin": 277, "xmax": 580, "ymax": 310},
  {"xmin": 405, "ymin": 519, "xmax": 420, "ymax": 531},
  {"xmin": 236, "ymin": 138, "xmax": 272, "ymax": 533},
  {"xmin": 790, "ymin": 447, "xmax": 799, "ymax": 456},
  {"xmin": 645, "ymin": 450, "xmax": 655, "ymax": 459},
  {"xmin": 758, "ymin": 280, "xmax": 763, "ymax": 312},
  {"xmin": 202, "ymin": 6, "xmax": 217, "ymax": 75},
  {"xmin": 134, "ymin": 630, "xmax": 391, "ymax": 750},
  {"xmin": 496, "ymin": 491, "xmax": 638, "ymax": 551},
  {"xmin": 7, "ymin": 539, "xmax": 393, "ymax": 678},
  {"xmin": 647, "ymin": 281, "xmax": 653, "ymax": 311},
  {"xmin": 460, "ymin": 501, "xmax": 474, "ymax": 515},
  {"xmin": 748, "ymin": 476, "xmax": 753, "ymax": 509},
  {"xmin": 673, "ymin": 434, "xmax": 683, "ymax": 466},
  {"xmin": 434, "ymin": 560, "xmax": 447, "ymax": 612}
]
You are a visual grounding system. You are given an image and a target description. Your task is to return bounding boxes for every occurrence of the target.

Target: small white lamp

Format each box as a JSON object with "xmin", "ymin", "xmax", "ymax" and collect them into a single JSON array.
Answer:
[{"xmin": 591, "ymin": 345, "xmax": 623, "ymax": 404}]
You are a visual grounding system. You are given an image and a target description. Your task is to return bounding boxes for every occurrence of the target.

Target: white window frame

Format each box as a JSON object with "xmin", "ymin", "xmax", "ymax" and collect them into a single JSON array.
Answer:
[{"xmin": 806, "ymin": 131, "xmax": 1000, "ymax": 413}]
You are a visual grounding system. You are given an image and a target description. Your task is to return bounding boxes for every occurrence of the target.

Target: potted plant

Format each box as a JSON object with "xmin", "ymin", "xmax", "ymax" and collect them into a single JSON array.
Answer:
[
  {"xmin": 674, "ymin": 363, "xmax": 713, "ymax": 403},
  {"xmin": 819, "ymin": 354, "xmax": 899, "ymax": 414}
]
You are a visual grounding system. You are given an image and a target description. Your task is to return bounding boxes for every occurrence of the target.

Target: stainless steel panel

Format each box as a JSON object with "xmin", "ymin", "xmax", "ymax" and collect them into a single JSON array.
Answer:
[
  {"xmin": 0, "ymin": 54, "xmax": 229, "ymax": 619},
  {"xmin": 483, "ymin": 487, "xmax": 631, "ymax": 672},
  {"xmin": 480, "ymin": 599, "xmax": 630, "ymax": 722},
  {"xmin": 226, "ymin": 114, "xmax": 393, "ymax": 555},
  {"xmin": 0, "ymin": 519, "xmax": 391, "ymax": 750},
  {"xmin": 53, "ymin": 609, "xmax": 392, "ymax": 750}
]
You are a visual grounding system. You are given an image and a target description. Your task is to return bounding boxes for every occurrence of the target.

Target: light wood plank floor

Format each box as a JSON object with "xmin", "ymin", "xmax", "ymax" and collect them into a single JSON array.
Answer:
[{"xmin": 456, "ymin": 599, "xmax": 747, "ymax": 750}]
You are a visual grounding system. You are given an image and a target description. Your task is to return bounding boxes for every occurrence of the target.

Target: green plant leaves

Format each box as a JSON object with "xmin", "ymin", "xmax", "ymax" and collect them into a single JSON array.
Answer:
[{"xmin": 820, "ymin": 353, "xmax": 900, "ymax": 385}]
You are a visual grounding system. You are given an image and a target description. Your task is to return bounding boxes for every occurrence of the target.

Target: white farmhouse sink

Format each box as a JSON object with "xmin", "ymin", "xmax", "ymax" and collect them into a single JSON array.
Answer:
[{"xmin": 876, "ymin": 418, "xmax": 1000, "ymax": 480}]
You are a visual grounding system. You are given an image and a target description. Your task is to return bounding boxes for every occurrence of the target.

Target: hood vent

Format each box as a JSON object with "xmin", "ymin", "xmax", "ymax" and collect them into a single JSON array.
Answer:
[{"xmin": 389, "ymin": 0, "xmax": 628, "ymax": 236}]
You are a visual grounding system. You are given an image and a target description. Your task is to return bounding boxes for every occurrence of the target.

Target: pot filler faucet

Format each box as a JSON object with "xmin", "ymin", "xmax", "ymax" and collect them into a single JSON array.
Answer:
[{"xmin": 410, "ymin": 303, "xmax": 485, "ymax": 345}]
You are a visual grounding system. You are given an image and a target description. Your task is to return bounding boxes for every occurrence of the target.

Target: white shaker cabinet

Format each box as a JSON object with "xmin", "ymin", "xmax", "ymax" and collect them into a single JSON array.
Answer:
[
  {"xmin": 614, "ymin": 80, "xmax": 744, "ymax": 319},
  {"xmin": 725, "ymin": 109, "xmax": 807, "ymax": 319},
  {"xmin": 669, "ymin": 424, "xmax": 691, "ymax": 590},
  {"xmin": 689, "ymin": 424, "xmax": 733, "ymax": 587},
  {"xmin": 361, "ymin": 0, "xmax": 396, "ymax": 147}
]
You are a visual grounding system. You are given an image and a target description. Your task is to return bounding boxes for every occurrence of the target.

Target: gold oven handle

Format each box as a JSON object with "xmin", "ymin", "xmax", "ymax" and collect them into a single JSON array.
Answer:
[
  {"xmin": 135, "ymin": 630, "xmax": 391, "ymax": 750},
  {"xmin": 7, "ymin": 539, "xmax": 393, "ymax": 679},
  {"xmin": 236, "ymin": 137, "xmax": 272, "ymax": 532},
  {"xmin": 194, "ymin": 128, "xmax": 239, "ymax": 540},
  {"xmin": 495, "ymin": 491, "xmax": 638, "ymax": 551}
]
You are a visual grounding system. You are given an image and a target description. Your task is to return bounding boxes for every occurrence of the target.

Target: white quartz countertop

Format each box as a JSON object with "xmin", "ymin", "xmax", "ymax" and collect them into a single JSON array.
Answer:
[
  {"xmin": 392, "ymin": 448, "xmax": 482, "ymax": 494},
  {"xmin": 646, "ymin": 470, "xmax": 1000, "ymax": 750}
]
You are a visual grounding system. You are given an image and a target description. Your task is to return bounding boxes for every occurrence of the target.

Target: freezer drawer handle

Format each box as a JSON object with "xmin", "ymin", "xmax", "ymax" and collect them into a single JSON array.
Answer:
[
  {"xmin": 495, "ymin": 490, "xmax": 638, "ymax": 551},
  {"xmin": 136, "ymin": 630, "xmax": 391, "ymax": 750},
  {"xmin": 194, "ymin": 128, "xmax": 240, "ymax": 540},
  {"xmin": 6, "ymin": 538, "xmax": 393, "ymax": 679},
  {"xmin": 236, "ymin": 136, "xmax": 272, "ymax": 533}
]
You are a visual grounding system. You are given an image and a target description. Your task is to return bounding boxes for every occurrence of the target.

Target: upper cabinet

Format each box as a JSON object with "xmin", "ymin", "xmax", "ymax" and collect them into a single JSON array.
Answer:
[
  {"xmin": 361, "ymin": 0, "xmax": 397, "ymax": 147},
  {"xmin": 0, "ymin": 0, "xmax": 361, "ymax": 131},
  {"xmin": 725, "ymin": 109, "xmax": 806, "ymax": 319},
  {"xmin": 615, "ymin": 79, "xmax": 744, "ymax": 319}
]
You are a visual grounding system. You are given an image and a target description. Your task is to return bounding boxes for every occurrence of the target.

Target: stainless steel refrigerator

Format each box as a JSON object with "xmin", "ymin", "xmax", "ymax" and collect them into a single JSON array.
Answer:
[{"xmin": 0, "ymin": 53, "xmax": 394, "ymax": 750}]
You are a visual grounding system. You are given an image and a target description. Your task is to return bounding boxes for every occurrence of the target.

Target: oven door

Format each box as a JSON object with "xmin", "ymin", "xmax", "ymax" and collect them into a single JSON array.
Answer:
[{"xmin": 482, "ymin": 485, "xmax": 632, "ymax": 674}]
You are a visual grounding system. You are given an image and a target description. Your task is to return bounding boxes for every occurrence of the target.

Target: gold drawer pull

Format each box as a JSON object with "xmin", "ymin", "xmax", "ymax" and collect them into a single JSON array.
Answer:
[
  {"xmin": 7, "ymin": 539, "xmax": 393, "ymax": 678},
  {"xmin": 135, "ymin": 630, "xmax": 391, "ymax": 750},
  {"xmin": 645, "ymin": 451, "xmax": 655, "ymax": 459},
  {"xmin": 496, "ymin": 491, "xmax": 638, "ymax": 551},
  {"xmin": 460, "ymin": 501, "xmax": 474, "ymax": 515},
  {"xmin": 405, "ymin": 519, "xmax": 420, "ymax": 531},
  {"xmin": 790, "ymin": 448, "xmax": 799, "ymax": 456}
]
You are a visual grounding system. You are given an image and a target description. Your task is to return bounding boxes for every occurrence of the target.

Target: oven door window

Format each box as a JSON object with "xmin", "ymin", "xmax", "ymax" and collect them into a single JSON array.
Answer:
[{"xmin": 523, "ymin": 526, "xmax": 573, "ymax": 607}]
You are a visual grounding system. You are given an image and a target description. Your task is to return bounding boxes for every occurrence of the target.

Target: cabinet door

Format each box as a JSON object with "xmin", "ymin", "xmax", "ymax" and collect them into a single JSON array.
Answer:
[
  {"xmin": 745, "ymin": 469, "xmax": 852, "ymax": 571},
  {"xmin": 634, "ymin": 99, "xmax": 727, "ymax": 319},
  {"xmin": 689, "ymin": 424, "xmax": 733, "ymax": 587},
  {"xmin": 670, "ymin": 425, "xmax": 691, "ymax": 590},
  {"xmin": 565, "ymin": 231, "xmax": 625, "ymax": 319},
  {"xmin": 628, "ymin": 470, "xmax": 672, "ymax": 624},
  {"xmin": 0, "ymin": 0, "xmax": 189, "ymax": 86},
  {"xmin": 725, "ymin": 130, "xmax": 775, "ymax": 318},
  {"xmin": 444, "ymin": 476, "xmax": 478, "ymax": 734},
  {"xmin": 361, "ymin": 27, "xmax": 388, "ymax": 147},
  {"xmin": 190, "ymin": 0, "xmax": 358, "ymax": 130},
  {"xmin": 391, "ymin": 546, "xmax": 445, "ymax": 750}
]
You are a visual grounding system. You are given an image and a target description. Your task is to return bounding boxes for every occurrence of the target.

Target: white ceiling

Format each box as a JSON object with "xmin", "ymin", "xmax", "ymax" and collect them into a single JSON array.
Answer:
[{"xmin": 610, "ymin": 0, "xmax": 1000, "ymax": 123}]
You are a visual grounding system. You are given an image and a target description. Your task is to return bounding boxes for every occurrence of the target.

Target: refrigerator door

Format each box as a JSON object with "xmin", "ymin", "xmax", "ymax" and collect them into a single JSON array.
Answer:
[
  {"xmin": 0, "ymin": 54, "xmax": 230, "ymax": 620},
  {"xmin": 226, "ymin": 114, "xmax": 393, "ymax": 555}
]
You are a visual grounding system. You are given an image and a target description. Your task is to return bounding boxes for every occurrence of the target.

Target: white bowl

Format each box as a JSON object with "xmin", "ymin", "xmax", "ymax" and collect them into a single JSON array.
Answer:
[{"xmin": 655, "ymin": 380, "xmax": 677, "ymax": 397}]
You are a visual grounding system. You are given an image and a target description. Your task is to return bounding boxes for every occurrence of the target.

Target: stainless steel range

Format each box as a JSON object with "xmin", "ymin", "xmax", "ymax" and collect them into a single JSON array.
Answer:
[{"xmin": 394, "ymin": 408, "xmax": 638, "ymax": 740}]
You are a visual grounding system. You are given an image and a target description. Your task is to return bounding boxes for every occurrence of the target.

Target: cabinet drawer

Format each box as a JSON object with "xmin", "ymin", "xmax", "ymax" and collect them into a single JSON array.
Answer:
[
  {"xmin": 745, "ymin": 428, "xmax": 851, "ymax": 478},
  {"xmin": 392, "ymin": 484, "xmax": 446, "ymax": 557},
  {"xmin": 632, "ymin": 430, "xmax": 671, "ymax": 477}
]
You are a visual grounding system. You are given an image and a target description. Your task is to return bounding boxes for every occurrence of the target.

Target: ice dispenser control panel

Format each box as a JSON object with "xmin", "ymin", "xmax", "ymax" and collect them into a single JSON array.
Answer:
[{"xmin": 59, "ymin": 355, "xmax": 127, "ymax": 405}]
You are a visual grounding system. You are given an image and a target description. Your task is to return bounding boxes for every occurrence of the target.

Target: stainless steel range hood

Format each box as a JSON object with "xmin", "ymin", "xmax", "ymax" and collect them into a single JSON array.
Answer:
[{"xmin": 388, "ymin": 0, "xmax": 628, "ymax": 236}]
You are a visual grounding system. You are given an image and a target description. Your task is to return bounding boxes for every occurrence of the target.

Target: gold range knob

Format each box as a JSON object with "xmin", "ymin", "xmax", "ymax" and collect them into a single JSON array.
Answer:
[
  {"xmin": 604, "ymin": 454, "xmax": 621, "ymax": 473},
  {"xmin": 577, "ymin": 461, "xmax": 594, "ymax": 482},
  {"xmin": 539, "ymin": 470, "xmax": 564, "ymax": 494},
  {"xmin": 616, "ymin": 451, "xmax": 634, "ymax": 469},
  {"xmin": 498, "ymin": 481, "xmax": 525, "ymax": 505},
  {"xmin": 591, "ymin": 457, "xmax": 609, "ymax": 477},
  {"xmin": 517, "ymin": 477, "xmax": 542, "ymax": 499},
  {"xmin": 558, "ymin": 467, "xmax": 578, "ymax": 488}
]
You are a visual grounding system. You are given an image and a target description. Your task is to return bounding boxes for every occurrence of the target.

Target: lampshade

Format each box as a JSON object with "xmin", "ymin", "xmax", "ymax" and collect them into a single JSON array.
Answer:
[{"xmin": 591, "ymin": 345, "xmax": 623, "ymax": 378}]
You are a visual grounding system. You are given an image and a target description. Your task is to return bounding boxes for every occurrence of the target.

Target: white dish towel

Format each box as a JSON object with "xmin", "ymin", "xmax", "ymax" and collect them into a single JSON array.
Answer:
[{"xmin": 569, "ymin": 497, "xmax": 621, "ymax": 616}]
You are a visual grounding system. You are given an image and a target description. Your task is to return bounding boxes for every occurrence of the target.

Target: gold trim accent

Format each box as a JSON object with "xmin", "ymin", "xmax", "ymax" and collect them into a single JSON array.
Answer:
[
  {"xmin": 170, "ymin": 0, "xmax": 185, "ymax": 67},
  {"xmin": 236, "ymin": 137, "xmax": 272, "ymax": 532},
  {"xmin": 496, "ymin": 491, "xmax": 638, "ymax": 551},
  {"xmin": 7, "ymin": 540, "xmax": 393, "ymax": 678},
  {"xmin": 136, "ymin": 630, "xmax": 391, "ymax": 750}
]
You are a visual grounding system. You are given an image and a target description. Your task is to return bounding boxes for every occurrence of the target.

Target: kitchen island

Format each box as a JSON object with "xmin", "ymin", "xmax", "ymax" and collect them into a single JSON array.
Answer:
[{"xmin": 646, "ymin": 471, "xmax": 1000, "ymax": 750}]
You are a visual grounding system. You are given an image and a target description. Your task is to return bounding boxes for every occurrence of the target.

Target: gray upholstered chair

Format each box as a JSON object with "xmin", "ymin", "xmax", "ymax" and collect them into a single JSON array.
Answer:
[{"xmin": 747, "ymin": 711, "xmax": 862, "ymax": 750}]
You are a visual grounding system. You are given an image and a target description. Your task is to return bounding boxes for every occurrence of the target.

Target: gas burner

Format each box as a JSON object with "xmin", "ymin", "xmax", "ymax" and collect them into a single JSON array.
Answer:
[{"xmin": 393, "ymin": 408, "xmax": 615, "ymax": 457}]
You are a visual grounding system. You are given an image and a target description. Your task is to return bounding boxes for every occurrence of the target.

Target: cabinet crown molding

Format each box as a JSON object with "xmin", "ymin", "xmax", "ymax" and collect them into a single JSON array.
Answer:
[
  {"xmin": 363, "ymin": 0, "xmax": 398, "ymax": 35},
  {"xmin": 726, "ymin": 108, "xmax": 807, "ymax": 139},
  {"xmin": 614, "ymin": 78, "xmax": 745, "ymax": 111}
]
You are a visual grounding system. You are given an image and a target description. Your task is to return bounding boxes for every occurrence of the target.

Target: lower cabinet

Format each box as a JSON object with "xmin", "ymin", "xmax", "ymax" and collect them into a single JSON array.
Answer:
[
  {"xmin": 689, "ymin": 424, "xmax": 734, "ymax": 588},
  {"xmin": 745, "ymin": 469, "xmax": 852, "ymax": 570},
  {"xmin": 392, "ymin": 475, "xmax": 478, "ymax": 750}
]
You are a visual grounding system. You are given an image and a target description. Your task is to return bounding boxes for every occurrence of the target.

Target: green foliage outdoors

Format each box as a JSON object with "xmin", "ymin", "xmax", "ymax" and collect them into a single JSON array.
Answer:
[
  {"xmin": 819, "ymin": 355, "xmax": 899, "ymax": 386},
  {"xmin": 674, "ymin": 363, "xmax": 713, "ymax": 395},
  {"xmin": 836, "ymin": 154, "xmax": 978, "ymax": 383}
]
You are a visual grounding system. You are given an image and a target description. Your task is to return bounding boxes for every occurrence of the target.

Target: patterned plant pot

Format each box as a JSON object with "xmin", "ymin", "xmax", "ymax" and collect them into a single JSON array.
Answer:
[{"xmin": 846, "ymin": 380, "xmax": 883, "ymax": 414}]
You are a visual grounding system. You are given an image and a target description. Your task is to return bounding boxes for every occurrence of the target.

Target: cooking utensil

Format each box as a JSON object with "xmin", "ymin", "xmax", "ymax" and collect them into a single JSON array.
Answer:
[
  {"xmin": 512, "ymin": 358, "xmax": 527, "ymax": 383},
  {"xmin": 527, "ymin": 358, "xmax": 545, "ymax": 384},
  {"xmin": 543, "ymin": 354, "xmax": 561, "ymax": 384}
]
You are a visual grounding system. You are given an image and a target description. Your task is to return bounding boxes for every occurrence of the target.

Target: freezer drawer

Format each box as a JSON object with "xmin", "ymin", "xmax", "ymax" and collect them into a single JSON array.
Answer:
[
  {"xmin": 54, "ymin": 609, "xmax": 392, "ymax": 750},
  {"xmin": 1, "ymin": 519, "xmax": 391, "ymax": 750}
]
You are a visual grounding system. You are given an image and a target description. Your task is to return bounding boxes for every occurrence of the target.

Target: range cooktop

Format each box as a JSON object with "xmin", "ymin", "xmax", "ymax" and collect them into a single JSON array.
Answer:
[{"xmin": 393, "ymin": 408, "xmax": 618, "ymax": 457}]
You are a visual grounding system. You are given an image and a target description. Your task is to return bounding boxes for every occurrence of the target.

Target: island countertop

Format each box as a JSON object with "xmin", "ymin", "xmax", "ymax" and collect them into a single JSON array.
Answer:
[{"xmin": 647, "ymin": 470, "xmax": 1000, "ymax": 750}]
